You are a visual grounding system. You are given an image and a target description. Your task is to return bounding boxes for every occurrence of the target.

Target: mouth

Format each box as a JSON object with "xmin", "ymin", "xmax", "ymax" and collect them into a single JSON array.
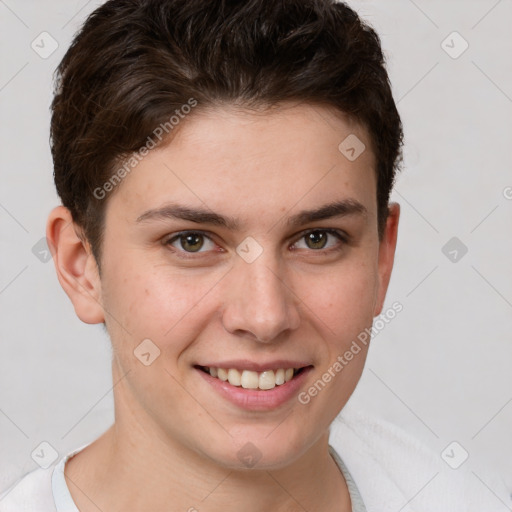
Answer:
[{"xmin": 195, "ymin": 365, "xmax": 310, "ymax": 391}]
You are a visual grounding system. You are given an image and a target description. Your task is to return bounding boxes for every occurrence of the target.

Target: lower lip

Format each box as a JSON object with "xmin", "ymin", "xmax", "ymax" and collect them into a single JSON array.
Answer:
[{"xmin": 196, "ymin": 367, "xmax": 313, "ymax": 411}]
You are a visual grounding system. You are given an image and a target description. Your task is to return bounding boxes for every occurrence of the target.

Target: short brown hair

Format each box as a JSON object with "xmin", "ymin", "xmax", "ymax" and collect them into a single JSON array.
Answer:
[{"xmin": 51, "ymin": 0, "xmax": 403, "ymax": 266}]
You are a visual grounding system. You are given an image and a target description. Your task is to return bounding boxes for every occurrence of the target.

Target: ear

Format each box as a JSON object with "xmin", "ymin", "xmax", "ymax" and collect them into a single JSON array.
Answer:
[
  {"xmin": 46, "ymin": 206, "xmax": 105, "ymax": 324},
  {"xmin": 373, "ymin": 202, "xmax": 400, "ymax": 317}
]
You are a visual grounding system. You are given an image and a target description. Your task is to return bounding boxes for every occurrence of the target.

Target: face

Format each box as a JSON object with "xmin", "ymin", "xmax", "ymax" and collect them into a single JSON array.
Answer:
[{"xmin": 58, "ymin": 103, "xmax": 399, "ymax": 470}]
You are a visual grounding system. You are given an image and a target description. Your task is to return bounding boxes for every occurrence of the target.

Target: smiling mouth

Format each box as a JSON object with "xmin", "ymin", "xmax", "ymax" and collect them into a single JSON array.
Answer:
[{"xmin": 196, "ymin": 365, "xmax": 310, "ymax": 391}]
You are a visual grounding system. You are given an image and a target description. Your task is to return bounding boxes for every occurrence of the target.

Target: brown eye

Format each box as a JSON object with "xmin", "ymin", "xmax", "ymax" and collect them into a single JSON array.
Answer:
[
  {"xmin": 179, "ymin": 233, "xmax": 203, "ymax": 252},
  {"xmin": 293, "ymin": 229, "xmax": 346, "ymax": 252},
  {"xmin": 305, "ymin": 231, "xmax": 328, "ymax": 250},
  {"xmin": 165, "ymin": 231, "xmax": 215, "ymax": 254}
]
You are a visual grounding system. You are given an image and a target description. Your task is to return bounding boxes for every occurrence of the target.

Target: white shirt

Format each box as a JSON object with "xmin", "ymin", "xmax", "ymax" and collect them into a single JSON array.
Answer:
[{"xmin": 0, "ymin": 402, "xmax": 509, "ymax": 511}]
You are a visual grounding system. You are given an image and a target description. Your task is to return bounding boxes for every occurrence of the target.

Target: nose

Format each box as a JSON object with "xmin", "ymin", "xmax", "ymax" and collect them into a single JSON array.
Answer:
[{"xmin": 220, "ymin": 254, "xmax": 301, "ymax": 343}]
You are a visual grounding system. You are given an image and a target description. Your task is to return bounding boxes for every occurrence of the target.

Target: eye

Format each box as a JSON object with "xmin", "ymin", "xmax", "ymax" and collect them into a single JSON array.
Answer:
[
  {"xmin": 164, "ymin": 228, "xmax": 347, "ymax": 259},
  {"xmin": 292, "ymin": 229, "xmax": 347, "ymax": 252},
  {"xmin": 165, "ymin": 231, "xmax": 217, "ymax": 255}
]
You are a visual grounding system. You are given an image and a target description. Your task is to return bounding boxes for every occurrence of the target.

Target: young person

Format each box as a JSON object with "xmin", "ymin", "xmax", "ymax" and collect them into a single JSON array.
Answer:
[{"xmin": 1, "ymin": 1, "xmax": 508, "ymax": 510}]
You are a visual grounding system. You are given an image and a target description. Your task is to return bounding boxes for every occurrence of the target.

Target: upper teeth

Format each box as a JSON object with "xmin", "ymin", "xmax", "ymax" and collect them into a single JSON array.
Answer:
[{"xmin": 207, "ymin": 367, "xmax": 296, "ymax": 390}]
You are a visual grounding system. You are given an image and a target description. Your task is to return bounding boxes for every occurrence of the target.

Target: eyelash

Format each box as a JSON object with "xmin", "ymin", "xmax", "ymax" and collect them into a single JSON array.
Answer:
[{"xmin": 163, "ymin": 229, "xmax": 348, "ymax": 259}]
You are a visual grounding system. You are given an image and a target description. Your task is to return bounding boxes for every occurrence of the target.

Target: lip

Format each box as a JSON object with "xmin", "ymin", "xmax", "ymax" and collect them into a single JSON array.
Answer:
[
  {"xmin": 195, "ymin": 365, "xmax": 313, "ymax": 411},
  {"xmin": 196, "ymin": 359, "xmax": 312, "ymax": 372}
]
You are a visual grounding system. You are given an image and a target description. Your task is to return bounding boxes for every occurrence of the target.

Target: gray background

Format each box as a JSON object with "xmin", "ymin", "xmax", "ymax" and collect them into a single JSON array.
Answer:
[{"xmin": 1, "ymin": 0, "xmax": 511, "ymax": 498}]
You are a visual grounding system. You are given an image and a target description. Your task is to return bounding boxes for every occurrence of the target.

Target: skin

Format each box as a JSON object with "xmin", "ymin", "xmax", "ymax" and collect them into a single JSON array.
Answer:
[{"xmin": 47, "ymin": 102, "xmax": 400, "ymax": 512}]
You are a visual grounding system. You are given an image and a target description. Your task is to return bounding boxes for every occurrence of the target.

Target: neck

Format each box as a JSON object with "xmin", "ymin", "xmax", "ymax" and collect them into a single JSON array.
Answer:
[{"xmin": 64, "ymin": 376, "xmax": 352, "ymax": 512}]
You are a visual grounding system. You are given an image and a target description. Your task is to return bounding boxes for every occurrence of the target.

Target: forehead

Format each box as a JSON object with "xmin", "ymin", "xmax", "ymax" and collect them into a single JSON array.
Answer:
[{"xmin": 105, "ymin": 103, "xmax": 377, "ymax": 228}]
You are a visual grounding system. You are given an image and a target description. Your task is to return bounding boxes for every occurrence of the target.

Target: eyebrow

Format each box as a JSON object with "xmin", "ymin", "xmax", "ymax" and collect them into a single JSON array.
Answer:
[{"xmin": 135, "ymin": 199, "xmax": 367, "ymax": 229}]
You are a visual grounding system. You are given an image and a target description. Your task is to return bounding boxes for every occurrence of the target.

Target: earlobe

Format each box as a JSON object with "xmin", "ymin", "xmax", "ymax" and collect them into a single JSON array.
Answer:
[
  {"xmin": 373, "ymin": 202, "xmax": 400, "ymax": 317},
  {"xmin": 46, "ymin": 206, "xmax": 105, "ymax": 324}
]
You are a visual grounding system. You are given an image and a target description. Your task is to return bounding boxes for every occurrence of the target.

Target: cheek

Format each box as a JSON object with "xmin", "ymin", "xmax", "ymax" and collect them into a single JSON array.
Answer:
[
  {"xmin": 296, "ymin": 256, "xmax": 378, "ymax": 339},
  {"xmin": 294, "ymin": 261, "xmax": 377, "ymax": 425},
  {"xmin": 101, "ymin": 259, "xmax": 223, "ymax": 352}
]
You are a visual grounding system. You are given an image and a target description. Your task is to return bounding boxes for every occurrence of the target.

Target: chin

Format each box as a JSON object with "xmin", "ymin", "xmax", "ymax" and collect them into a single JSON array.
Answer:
[{"xmin": 199, "ymin": 426, "xmax": 318, "ymax": 471}]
